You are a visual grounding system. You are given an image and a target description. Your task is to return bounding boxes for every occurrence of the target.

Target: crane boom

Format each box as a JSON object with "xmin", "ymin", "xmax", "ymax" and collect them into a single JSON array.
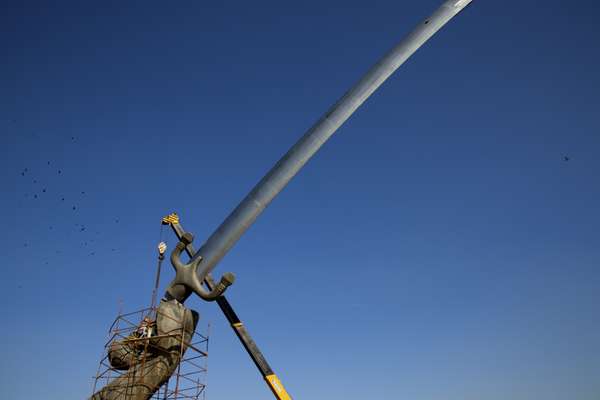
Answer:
[{"xmin": 165, "ymin": 217, "xmax": 292, "ymax": 400}]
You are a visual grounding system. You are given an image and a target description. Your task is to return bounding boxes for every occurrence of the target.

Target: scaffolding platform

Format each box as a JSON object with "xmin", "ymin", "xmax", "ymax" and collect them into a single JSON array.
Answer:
[{"xmin": 91, "ymin": 305, "xmax": 209, "ymax": 400}]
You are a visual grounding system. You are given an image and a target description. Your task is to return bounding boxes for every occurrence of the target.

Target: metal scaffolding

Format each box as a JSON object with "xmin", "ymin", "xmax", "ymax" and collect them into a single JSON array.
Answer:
[{"xmin": 91, "ymin": 305, "xmax": 210, "ymax": 400}]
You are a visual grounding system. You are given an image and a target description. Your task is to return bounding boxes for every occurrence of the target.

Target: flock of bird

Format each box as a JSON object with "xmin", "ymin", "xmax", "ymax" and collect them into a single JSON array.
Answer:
[{"xmin": 18, "ymin": 134, "xmax": 121, "ymax": 259}]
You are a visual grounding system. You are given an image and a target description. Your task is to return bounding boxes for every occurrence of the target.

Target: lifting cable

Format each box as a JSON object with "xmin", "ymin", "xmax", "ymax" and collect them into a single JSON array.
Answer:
[{"xmin": 150, "ymin": 217, "xmax": 169, "ymax": 312}]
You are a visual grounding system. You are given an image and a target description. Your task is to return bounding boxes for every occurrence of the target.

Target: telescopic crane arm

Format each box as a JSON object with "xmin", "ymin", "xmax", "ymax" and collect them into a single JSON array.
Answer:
[{"xmin": 162, "ymin": 214, "xmax": 292, "ymax": 400}]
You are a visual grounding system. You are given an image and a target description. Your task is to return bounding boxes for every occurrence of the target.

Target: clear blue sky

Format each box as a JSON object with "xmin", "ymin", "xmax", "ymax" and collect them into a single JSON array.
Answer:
[{"xmin": 2, "ymin": 1, "xmax": 599, "ymax": 399}]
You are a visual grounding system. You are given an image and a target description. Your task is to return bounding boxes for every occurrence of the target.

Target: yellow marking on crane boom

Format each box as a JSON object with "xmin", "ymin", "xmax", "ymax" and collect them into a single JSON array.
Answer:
[
  {"xmin": 161, "ymin": 213, "xmax": 180, "ymax": 225},
  {"xmin": 265, "ymin": 374, "xmax": 292, "ymax": 400}
]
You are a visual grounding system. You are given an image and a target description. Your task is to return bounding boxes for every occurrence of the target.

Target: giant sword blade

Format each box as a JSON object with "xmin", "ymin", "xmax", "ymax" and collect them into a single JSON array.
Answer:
[{"xmin": 165, "ymin": 0, "xmax": 474, "ymax": 303}]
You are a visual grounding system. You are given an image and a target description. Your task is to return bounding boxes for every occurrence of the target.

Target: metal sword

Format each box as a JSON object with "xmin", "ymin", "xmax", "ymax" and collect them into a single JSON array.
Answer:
[{"xmin": 165, "ymin": 0, "xmax": 475, "ymax": 303}]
